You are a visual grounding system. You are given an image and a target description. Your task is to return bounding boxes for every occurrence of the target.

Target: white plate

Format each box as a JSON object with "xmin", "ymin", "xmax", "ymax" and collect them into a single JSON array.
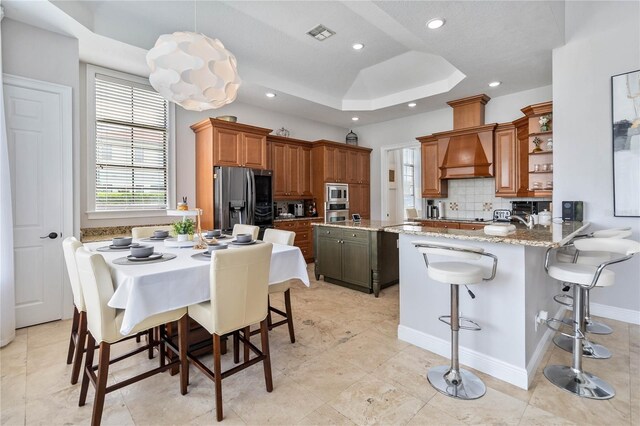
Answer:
[{"xmin": 126, "ymin": 252, "xmax": 163, "ymax": 261}]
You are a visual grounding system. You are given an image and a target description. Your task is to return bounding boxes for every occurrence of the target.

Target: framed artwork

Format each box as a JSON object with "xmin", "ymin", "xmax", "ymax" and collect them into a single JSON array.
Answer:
[
  {"xmin": 388, "ymin": 169, "xmax": 396, "ymax": 189},
  {"xmin": 611, "ymin": 69, "xmax": 640, "ymax": 217}
]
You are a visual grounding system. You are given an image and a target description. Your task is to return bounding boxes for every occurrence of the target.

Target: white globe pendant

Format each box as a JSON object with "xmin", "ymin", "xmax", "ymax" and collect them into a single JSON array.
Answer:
[{"xmin": 146, "ymin": 32, "xmax": 241, "ymax": 111}]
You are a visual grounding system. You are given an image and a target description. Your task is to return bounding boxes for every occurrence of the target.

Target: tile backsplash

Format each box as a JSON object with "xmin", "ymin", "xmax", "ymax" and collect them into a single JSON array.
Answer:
[{"xmin": 424, "ymin": 178, "xmax": 550, "ymax": 220}]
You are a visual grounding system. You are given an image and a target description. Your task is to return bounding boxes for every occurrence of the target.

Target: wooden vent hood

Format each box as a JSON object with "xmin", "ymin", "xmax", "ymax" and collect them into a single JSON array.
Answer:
[{"xmin": 438, "ymin": 94, "xmax": 496, "ymax": 179}]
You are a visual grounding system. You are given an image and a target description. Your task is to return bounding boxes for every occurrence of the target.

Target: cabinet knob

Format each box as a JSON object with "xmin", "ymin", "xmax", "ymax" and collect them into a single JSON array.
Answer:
[{"xmin": 352, "ymin": 233, "xmax": 356, "ymax": 237}]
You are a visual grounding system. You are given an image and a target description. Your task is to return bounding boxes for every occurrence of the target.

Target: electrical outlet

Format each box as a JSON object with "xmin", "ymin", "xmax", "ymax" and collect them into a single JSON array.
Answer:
[{"xmin": 534, "ymin": 310, "xmax": 548, "ymax": 332}]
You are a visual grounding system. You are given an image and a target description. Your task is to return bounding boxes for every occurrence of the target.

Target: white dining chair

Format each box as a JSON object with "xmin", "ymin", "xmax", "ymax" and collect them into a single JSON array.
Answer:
[
  {"xmin": 131, "ymin": 225, "xmax": 173, "ymax": 239},
  {"xmin": 232, "ymin": 224, "xmax": 260, "ymax": 240},
  {"xmin": 187, "ymin": 243, "xmax": 273, "ymax": 422},
  {"xmin": 262, "ymin": 228, "xmax": 297, "ymax": 343},
  {"xmin": 75, "ymin": 248, "xmax": 189, "ymax": 426},
  {"xmin": 62, "ymin": 237, "xmax": 86, "ymax": 385}
]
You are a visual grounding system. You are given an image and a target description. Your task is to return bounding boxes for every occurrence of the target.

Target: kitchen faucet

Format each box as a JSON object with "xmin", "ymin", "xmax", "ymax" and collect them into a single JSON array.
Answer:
[{"xmin": 512, "ymin": 214, "xmax": 534, "ymax": 229}]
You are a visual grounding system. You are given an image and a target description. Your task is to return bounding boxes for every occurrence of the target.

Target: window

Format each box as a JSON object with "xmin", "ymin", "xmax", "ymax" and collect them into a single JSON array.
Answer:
[
  {"xmin": 402, "ymin": 148, "xmax": 415, "ymax": 208},
  {"xmin": 87, "ymin": 65, "xmax": 175, "ymax": 218}
]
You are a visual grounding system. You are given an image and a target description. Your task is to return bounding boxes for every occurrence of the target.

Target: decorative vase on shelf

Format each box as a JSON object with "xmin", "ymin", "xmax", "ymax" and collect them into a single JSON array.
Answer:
[
  {"xmin": 538, "ymin": 114, "xmax": 551, "ymax": 132},
  {"xmin": 532, "ymin": 137, "xmax": 543, "ymax": 153},
  {"xmin": 546, "ymin": 138, "xmax": 553, "ymax": 151}
]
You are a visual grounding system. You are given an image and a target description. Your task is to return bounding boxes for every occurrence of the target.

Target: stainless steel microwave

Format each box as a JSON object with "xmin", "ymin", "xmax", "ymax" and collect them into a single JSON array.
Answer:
[{"xmin": 326, "ymin": 183, "xmax": 348, "ymax": 203}]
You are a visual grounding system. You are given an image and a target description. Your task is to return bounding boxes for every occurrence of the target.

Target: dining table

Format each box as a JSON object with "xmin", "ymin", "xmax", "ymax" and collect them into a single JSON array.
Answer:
[{"xmin": 84, "ymin": 238, "xmax": 310, "ymax": 335}]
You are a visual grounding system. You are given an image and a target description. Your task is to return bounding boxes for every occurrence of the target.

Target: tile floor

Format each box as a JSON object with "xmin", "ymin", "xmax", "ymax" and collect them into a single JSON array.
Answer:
[{"xmin": 1, "ymin": 263, "xmax": 638, "ymax": 425}]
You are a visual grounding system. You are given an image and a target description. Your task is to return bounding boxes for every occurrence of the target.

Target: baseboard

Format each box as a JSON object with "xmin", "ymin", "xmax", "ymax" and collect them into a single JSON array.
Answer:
[
  {"xmin": 398, "ymin": 324, "xmax": 529, "ymax": 390},
  {"xmin": 525, "ymin": 305, "xmax": 567, "ymax": 387},
  {"xmin": 589, "ymin": 303, "xmax": 640, "ymax": 325}
]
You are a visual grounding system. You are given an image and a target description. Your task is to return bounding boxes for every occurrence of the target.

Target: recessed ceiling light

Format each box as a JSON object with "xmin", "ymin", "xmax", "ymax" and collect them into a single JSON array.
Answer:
[
  {"xmin": 488, "ymin": 81, "xmax": 501, "ymax": 87},
  {"xmin": 426, "ymin": 18, "xmax": 445, "ymax": 29},
  {"xmin": 265, "ymin": 92, "xmax": 276, "ymax": 98},
  {"xmin": 352, "ymin": 117, "xmax": 359, "ymax": 121},
  {"xmin": 408, "ymin": 102, "xmax": 417, "ymax": 108},
  {"xmin": 352, "ymin": 43, "xmax": 364, "ymax": 50}
]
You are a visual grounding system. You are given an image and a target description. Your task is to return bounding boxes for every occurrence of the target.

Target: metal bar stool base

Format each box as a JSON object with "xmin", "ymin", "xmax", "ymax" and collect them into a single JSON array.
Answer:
[
  {"xmin": 543, "ymin": 365, "xmax": 615, "ymax": 400},
  {"xmin": 553, "ymin": 335, "xmax": 612, "ymax": 359},
  {"xmin": 427, "ymin": 365, "xmax": 486, "ymax": 400},
  {"xmin": 561, "ymin": 317, "xmax": 613, "ymax": 335}
]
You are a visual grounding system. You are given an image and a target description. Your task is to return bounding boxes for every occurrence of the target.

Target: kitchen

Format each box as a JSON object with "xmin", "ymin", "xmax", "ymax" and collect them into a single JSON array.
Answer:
[{"xmin": 1, "ymin": 1, "xmax": 639, "ymax": 425}]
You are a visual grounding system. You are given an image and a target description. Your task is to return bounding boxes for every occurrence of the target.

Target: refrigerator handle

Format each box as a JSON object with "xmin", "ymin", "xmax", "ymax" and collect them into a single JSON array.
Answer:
[
  {"xmin": 251, "ymin": 171, "xmax": 256, "ymax": 225},
  {"xmin": 246, "ymin": 169, "xmax": 254, "ymax": 225}
]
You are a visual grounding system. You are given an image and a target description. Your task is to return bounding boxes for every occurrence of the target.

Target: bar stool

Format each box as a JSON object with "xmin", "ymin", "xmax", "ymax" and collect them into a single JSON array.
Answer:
[
  {"xmin": 553, "ymin": 228, "xmax": 632, "ymax": 359},
  {"xmin": 543, "ymin": 237, "xmax": 640, "ymax": 399},
  {"xmin": 413, "ymin": 240, "xmax": 497, "ymax": 400}
]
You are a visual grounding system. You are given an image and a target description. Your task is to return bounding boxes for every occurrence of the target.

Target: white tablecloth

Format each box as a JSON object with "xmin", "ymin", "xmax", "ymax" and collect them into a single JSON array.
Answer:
[{"xmin": 84, "ymin": 240, "xmax": 310, "ymax": 334}]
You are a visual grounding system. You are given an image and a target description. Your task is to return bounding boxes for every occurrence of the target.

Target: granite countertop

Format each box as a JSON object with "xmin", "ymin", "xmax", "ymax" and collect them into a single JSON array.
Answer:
[
  {"xmin": 274, "ymin": 216, "xmax": 323, "ymax": 222},
  {"xmin": 384, "ymin": 221, "xmax": 590, "ymax": 247},
  {"xmin": 312, "ymin": 220, "xmax": 405, "ymax": 231}
]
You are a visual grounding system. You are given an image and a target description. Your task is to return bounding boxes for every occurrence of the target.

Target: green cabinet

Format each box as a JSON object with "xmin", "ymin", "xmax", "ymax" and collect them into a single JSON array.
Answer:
[{"xmin": 314, "ymin": 225, "xmax": 398, "ymax": 297}]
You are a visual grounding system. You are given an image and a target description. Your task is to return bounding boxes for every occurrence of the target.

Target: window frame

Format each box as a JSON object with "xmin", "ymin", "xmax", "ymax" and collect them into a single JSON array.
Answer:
[{"xmin": 85, "ymin": 64, "xmax": 176, "ymax": 219}]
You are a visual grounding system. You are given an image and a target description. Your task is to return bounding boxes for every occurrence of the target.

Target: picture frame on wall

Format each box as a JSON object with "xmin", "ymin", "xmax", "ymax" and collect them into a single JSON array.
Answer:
[{"xmin": 611, "ymin": 69, "xmax": 640, "ymax": 217}]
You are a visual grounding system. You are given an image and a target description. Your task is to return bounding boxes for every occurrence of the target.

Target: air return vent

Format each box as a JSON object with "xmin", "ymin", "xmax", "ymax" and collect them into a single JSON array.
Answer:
[{"xmin": 307, "ymin": 25, "xmax": 335, "ymax": 41}]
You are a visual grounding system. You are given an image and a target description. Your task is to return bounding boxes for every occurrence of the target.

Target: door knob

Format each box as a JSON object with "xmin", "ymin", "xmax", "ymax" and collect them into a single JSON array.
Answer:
[{"xmin": 40, "ymin": 232, "xmax": 59, "ymax": 239}]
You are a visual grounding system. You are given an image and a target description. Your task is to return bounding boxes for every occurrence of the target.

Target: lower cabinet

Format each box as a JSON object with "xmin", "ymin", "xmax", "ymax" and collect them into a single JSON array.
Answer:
[
  {"xmin": 274, "ymin": 218, "xmax": 322, "ymax": 263},
  {"xmin": 314, "ymin": 226, "xmax": 398, "ymax": 297}
]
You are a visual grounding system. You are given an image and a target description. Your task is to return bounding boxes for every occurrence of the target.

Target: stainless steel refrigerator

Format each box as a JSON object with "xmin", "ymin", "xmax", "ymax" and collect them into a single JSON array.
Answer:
[{"xmin": 214, "ymin": 166, "xmax": 274, "ymax": 237}]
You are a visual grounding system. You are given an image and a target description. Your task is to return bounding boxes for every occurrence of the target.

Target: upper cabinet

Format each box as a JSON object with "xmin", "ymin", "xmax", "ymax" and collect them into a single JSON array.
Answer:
[
  {"xmin": 417, "ymin": 136, "xmax": 448, "ymax": 198},
  {"xmin": 494, "ymin": 123, "xmax": 529, "ymax": 197},
  {"xmin": 520, "ymin": 101, "xmax": 553, "ymax": 197},
  {"xmin": 191, "ymin": 119, "xmax": 272, "ymax": 228},
  {"xmin": 268, "ymin": 135, "xmax": 312, "ymax": 199}
]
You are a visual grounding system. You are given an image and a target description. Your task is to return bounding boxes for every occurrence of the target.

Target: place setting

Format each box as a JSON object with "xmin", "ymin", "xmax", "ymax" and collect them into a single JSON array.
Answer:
[
  {"xmin": 191, "ymin": 240, "xmax": 228, "ymax": 261},
  {"xmin": 96, "ymin": 237, "xmax": 141, "ymax": 252},
  {"xmin": 112, "ymin": 244, "xmax": 176, "ymax": 265},
  {"xmin": 139, "ymin": 229, "xmax": 170, "ymax": 241}
]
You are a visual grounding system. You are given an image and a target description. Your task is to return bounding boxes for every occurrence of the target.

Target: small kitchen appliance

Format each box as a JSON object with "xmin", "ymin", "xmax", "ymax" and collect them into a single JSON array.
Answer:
[
  {"xmin": 294, "ymin": 203, "xmax": 304, "ymax": 217},
  {"xmin": 325, "ymin": 183, "xmax": 349, "ymax": 222},
  {"xmin": 562, "ymin": 201, "xmax": 583, "ymax": 222}
]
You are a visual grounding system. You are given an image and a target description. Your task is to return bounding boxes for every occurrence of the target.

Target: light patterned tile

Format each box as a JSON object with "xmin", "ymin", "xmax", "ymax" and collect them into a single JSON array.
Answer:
[
  {"xmin": 407, "ymin": 403, "xmax": 463, "ymax": 425},
  {"xmin": 519, "ymin": 404, "xmax": 575, "ymax": 425},
  {"xmin": 299, "ymin": 404, "xmax": 356, "ymax": 426}
]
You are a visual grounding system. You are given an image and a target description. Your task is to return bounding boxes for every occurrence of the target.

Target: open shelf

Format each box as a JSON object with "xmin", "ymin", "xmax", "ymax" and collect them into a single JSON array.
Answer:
[
  {"xmin": 529, "ymin": 171, "xmax": 553, "ymax": 174},
  {"xmin": 529, "ymin": 131, "xmax": 553, "ymax": 137},
  {"xmin": 529, "ymin": 150, "xmax": 553, "ymax": 156},
  {"xmin": 529, "ymin": 190, "xmax": 553, "ymax": 197}
]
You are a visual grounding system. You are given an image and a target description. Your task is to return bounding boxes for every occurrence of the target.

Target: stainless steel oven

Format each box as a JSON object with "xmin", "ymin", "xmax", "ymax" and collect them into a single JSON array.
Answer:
[
  {"xmin": 326, "ymin": 210, "xmax": 350, "ymax": 222},
  {"xmin": 326, "ymin": 183, "xmax": 348, "ymax": 203}
]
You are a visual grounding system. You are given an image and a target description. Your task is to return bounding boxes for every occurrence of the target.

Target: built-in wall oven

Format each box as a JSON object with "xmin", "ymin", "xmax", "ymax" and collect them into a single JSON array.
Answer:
[{"xmin": 325, "ymin": 183, "xmax": 349, "ymax": 222}]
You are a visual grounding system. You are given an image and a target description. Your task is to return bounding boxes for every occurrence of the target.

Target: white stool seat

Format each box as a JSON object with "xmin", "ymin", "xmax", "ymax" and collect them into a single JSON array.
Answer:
[
  {"xmin": 548, "ymin": 263, "xmax": 615, "ymax": 287},
  {"xmin": 428, "ymin": 261, "xmax": 484, "ymax": 285},
  {"xmin": 556, "ymin": 249, "xmax": 612, "ymax": 266}
]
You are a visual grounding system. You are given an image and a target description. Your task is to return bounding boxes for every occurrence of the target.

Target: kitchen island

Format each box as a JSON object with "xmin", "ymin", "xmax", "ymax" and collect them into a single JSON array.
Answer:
[
  {"xmin": 384, "ymin": 221, "xmax": 589, "ymax": 390},
  {"xmin": 313, "ymin": 220, "xmax": 401, "ymax": 296}
]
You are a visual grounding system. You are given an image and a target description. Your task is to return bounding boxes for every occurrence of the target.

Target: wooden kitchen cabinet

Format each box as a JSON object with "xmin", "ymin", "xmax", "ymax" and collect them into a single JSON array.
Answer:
[
  {"xmin": 274, "ymin": 217, "xmax": 322, "ymax": 263},
  {"xmin": 494, "ymin": 123, "xmax": 529, "ymax": 197},
  {"xmin": 418, "ymin": 136, "xmax": 448, "ymax": 198},
  {"xmin": 269, "ymin": 136, "xmax": 313, "ymax": 200},
  {"xmin": 314, "ymin": 225, "xmax": 399, "ymax": 297},
  {"xmin": 191, "ymin": 118, "xmax": 272, "ymax": 229},
  {"xmin": 311, "ymin": 140, "xmax": 372, "ymax": 219}
]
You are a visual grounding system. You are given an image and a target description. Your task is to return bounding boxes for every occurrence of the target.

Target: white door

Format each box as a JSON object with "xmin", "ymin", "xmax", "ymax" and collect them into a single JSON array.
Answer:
[{"xmin": 3, "ymin": 75, "xmax": 72, "ymax": 328}]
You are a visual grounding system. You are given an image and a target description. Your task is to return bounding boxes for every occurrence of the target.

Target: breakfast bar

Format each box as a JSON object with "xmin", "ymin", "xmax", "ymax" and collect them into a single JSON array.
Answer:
[{"xmin": 384, "ymin": 221, "xmax": 590, "ymax": 390}]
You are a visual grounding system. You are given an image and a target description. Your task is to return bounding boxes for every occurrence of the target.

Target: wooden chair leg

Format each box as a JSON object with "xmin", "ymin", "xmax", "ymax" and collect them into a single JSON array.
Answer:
[
  {"xmin": 213, "ymin": 334, "xmax": 224, "ymax": 422},
  {"xmin": 243, "ymin": 327, "xmax": 250, "ymax": 363},
  {"xmin": 70, "ymin": 311, "xmax": 87, "ymax": 385},
  {"xmin": 233, "ymin": 331, "xmax": 239, "ymax": 364},
  {"xmin": 178, "ymin": 316, "xmax": 189, "ymax": 395},
  {"xmin": 79, "ymin": 332, "xmax": 96, "ymax": 407},
  {"xmin": 147, "ymin": 328, "xmax": 154, "ymax": 359},
  {"xmin": 91, "ymin": 342, "xmax": 111, "ymax": 426},
  {"xmin": 159, "ymin": 325, "xmax": 166, "ymax": 368},
  {"xmin": 260, "ymin": 319, "xmax": 273, "ymax": 392},
  {"xmin": 135, "ymin": 334, "xmax": 141, "ymax": 343},
  {"xmin": 67, "ymin": 306, "xmax": 80, "ymax": 365},
  {"xmin": 284, "ymin": 289, "xmax": 295, "ymax": 344},
  {"xmin": 267, "ymin": 296, "xmax": 273, "ymax": 329}
]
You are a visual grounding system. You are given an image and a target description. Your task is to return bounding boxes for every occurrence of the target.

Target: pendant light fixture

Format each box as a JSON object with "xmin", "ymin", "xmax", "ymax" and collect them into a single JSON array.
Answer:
[{"xmin": 146, "ymin": 3, "xmax": 241, "ymax": 111}]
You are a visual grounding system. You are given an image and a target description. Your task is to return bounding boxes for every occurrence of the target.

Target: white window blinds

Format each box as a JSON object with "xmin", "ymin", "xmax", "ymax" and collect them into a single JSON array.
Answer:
[{"xmin": 94, "ymin": 74, "xmax": 169, "ymax": 210}]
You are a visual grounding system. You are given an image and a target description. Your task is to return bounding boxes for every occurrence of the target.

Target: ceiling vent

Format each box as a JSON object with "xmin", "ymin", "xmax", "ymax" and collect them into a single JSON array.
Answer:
[{"xmin": 307, "ymin": 25, "xmax": 335, "ymax": 41}]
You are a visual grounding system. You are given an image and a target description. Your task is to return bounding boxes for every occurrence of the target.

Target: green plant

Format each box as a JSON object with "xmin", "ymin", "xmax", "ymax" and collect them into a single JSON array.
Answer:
[{"xmin": 172, "ymin": 218, "xmax": 194, "ymax": 235}]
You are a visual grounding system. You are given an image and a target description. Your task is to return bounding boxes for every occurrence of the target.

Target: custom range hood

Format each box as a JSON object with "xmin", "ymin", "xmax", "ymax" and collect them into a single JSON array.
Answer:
[{"xmin": 436, "ymin": 94, "xmax": 496, "ymax": 179}]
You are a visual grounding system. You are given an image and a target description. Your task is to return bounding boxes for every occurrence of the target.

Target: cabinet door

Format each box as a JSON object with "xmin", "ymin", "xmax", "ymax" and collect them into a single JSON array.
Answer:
[
  {"xmin": 361, "ymin": 184, "xmax": 370, "ymax": 219},
  {"xmin": 317, "ymin": 237, "xmax": 342, "ymax": 279},
  {"xmin": 271, "ymin": 142, "xmax": 288, "ymax": 197},
  {"xmin": 334, "ymin": 149, "xmax": 348, "ymax": 183},
  {"xmin": 358, "ymin": 152, "xmax": 370, "ymax": 184},
  {"xmin": 323, "ymin": 147, "xmax": 336, "ymax": 182},
  {"xmin": 421, "ymin": 141, "xmax": 447, "ymax": 197},
  {"xmin": 494, "ymin": 126, "xmax": 517, "ymax": 196},
  {"xmin": 286, "ymin": 144, "xmax": 300, "ymax": 196},
  {"xmin": 349, "ymin": 184, "xmax": 362, "ymax": 216},
  {"xmin": 242, "ymin": 133, "xmax": 267, "ymax": 169},
  {"xmin": 342, "ymin": 240, "xmax": 370, "ymax": 289},
  {"xmin": 213, "ymin": 127, "xmax": 243, "ymax": 167},
  {"xmin": 346, "ymin": 150, "xmax": 359, "ymax": 183},
  {"xmin": 300, "ymin": 146, "xmax": 313, "ymax": 197}
]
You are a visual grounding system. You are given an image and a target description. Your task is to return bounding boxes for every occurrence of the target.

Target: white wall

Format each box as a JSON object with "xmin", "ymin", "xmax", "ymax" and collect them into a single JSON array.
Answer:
[
  {"xmin": 2, "ymin": 19, "xmax": 81, "ymax": 236},
  {"xmin": 553, "ymin": 1, "xmax": 640, "ymax": 315},
  {"xmin": 353, "ymin": 85, "xmax": 553, "ymax": 220}
]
